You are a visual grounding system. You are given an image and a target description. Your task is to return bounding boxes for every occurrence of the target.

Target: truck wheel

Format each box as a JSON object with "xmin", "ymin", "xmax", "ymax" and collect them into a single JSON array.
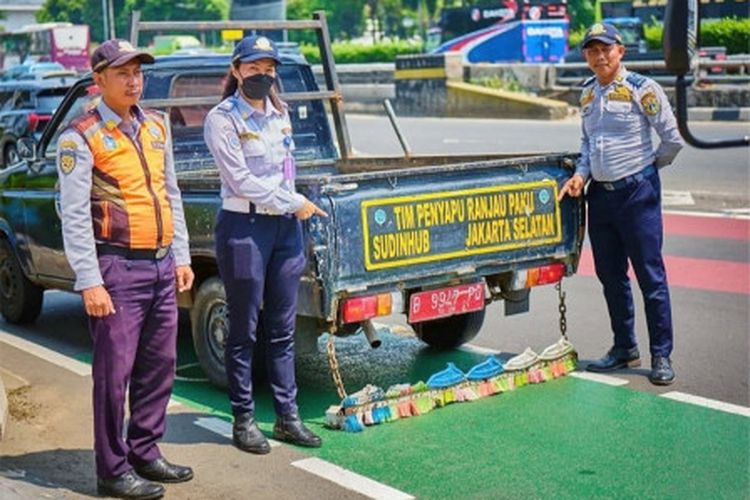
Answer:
[
  {"xmin": 412, "ymin": 309, "xmax": 486, "ymax": 350},
  {"xmin": 0, "ymin": 239, "xmax": 43, "ymax": 324},
  {"xmin": 191, "ymin": 277, "xmax": 229, "ymax": 389}
]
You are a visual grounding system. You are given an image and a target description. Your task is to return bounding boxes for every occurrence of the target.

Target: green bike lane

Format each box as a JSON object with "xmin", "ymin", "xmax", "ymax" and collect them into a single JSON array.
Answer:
[{"xmin": 166, "ymin": 329, "xmax": 749, "ymax": 499}]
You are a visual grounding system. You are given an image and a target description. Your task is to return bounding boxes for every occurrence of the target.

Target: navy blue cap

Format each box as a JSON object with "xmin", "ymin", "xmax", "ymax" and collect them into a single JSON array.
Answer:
[
  {"xmin": 232, "ymin": 35, "xmax": 282, "ymax": 65},
  {"xmin": 581, "ymin": 23, "xmax": 623, "ymax": 48}
]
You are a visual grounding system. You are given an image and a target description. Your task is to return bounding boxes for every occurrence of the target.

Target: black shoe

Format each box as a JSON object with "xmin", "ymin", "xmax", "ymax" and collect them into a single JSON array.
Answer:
[
  {"xmin": 587, "ymin": 347, "xmax": 641, "ymax": 373},
  {"xmin": 96, "ymin": 470, "xmax": 165, "ymax": 499},
  {"xmin": 134, "ymin": 457, "xmax": 193, "ymax": 484},
  {"xmin": 233, "ymin": 413, "xmax": 271, "ymax": 454},
  {"xmin": 273, "ymin": 413, "xmax": 322, "ymax": 448},
  {"xmin": 649, "ymin": 356, "xmax": 675, "ymax": 385}
]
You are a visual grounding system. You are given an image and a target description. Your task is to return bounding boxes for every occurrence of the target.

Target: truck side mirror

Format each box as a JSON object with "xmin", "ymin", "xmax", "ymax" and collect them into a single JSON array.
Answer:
[
  {"xmin": 663, "ymin": 0, "xmax": 698, "ymax": 76},
  {"xmin": 663, "ymin": 0, "xmax": 748, "ymax": 149},
  {"xmin": 17, "ymin": 137, "xmax": 37, "ymax": 162}
]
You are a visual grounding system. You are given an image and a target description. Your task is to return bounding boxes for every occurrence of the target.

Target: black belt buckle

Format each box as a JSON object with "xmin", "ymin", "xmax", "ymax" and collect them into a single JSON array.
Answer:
[{"xmin": 601, "ymin": 182, "xmax": 616, "ymax": 191}]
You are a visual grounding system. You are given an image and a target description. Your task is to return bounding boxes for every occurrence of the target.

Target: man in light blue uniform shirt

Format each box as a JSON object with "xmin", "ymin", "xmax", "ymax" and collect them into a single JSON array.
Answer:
[{"xmin": 559, "ymin": 23, "xmax": 684, "ymax": 385}]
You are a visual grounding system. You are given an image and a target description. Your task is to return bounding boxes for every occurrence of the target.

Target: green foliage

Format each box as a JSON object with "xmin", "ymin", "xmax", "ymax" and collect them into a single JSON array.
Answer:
[
  {"xmin": 569, "ymin": 28, "xmax": 585, "ymax": 49},
  {"xmin": 300, "ymin": 40, "xmax": 422, "ymax": 64},
  {"xmin": 642, "ymin": 18, "xmax": 750, "ymax": 55},
  {"xmin": 470, "ymin": 75, "xmax": 527, "ymax": 94},
  {"xmin": 700, "ymin": 18, "xmax": 750, "ymax": 55},
  {"xmin": 287, "ymin": 0, "xmax": 367, "ymax": 43},
  {"xmin": 567, "ymin": 0, "xmax": 595, "ymax": 31},
  {"xmin": 38, "ymin": 0, "xmax": 229, "ymax": 43}
]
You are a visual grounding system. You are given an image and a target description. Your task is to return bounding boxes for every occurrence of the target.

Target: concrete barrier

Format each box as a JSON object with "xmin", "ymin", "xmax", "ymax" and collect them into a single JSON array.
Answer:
[{"xmin": 446, "ymin": 81, "xmax": 569, "ymax": 120}]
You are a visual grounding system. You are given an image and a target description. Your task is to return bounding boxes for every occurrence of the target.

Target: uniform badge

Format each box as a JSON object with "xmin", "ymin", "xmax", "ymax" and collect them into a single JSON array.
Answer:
[
  {"xmin": 588, "ymin": 24, "xmax": 606, "ymax": 36},
  {"xmin": 281, "ymin": 127, "xmax": 292, "ymax": 136},
  {"xmin": 59, "ymin": 150, "xmax": 76, "ymax": 174},
  {"xmin": 103, "ymin": 135, "xmax": 118, "ymax": 150},
  {"xmin": 148, "ymin": 125, "xmax": 161, "ymax": 139},
  {"xmin": 239, "ymin": 131, "xmax": 260, "ymax": 141},
  {"xmin": 253, "ymin": 37, "xmax": 273, "ymax": 51},
  {"xmin": 607, "ymin": 85, "xmax": 631, "ymax": 103},
  {"xmin": 118, "ymin": 41, "xmax": 136, "ymax": 53},
  {"xmin": 580, "ymin": 88, "xmax": 594, "ymax": 107},
  {"xmin": 229, "ymin": 135, "xmax": 241, "ymax": 149},
  {"xmin": 105, "ymin": 119, "xmax": 117, "ymax": 130},
  {"xmin": 641, "ymin": 91, "xmax": 660, "ymax": 116}
]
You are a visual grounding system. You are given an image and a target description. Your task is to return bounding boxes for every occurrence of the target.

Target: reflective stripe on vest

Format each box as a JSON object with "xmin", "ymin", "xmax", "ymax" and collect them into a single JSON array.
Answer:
[{"xmin": 72, "ymin": 109, "xmax": 174, "ymax": 250}]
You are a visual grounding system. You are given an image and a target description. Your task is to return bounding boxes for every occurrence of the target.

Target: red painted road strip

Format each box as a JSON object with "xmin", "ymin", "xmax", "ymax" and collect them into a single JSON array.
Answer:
[
  {"xmin": 664, "ymin": 213, "xmax": 750, "ymax": 241},
  {"xmin": 578, "ymin": 248, "xmax": 750, "ymax": 296}
]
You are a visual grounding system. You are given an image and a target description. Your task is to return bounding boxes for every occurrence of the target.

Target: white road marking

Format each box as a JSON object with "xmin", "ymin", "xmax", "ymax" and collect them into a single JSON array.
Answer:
[
  {"xmin": 461, "ymin": 343, "xmax": 501, "ymax": 355},
  {"xmin": 193, "ymin": 417, "xmax": 280, "ymax": 447},
  {"xmin": 569, "ymin": 371, "xmax": 630, "ymax": 386},
  {"xmin": 662, "ymin": 190, "xmax": 695, "ymax": 206},
  {"xmin": 660, "ymin": 392, "xmax": 750, "ymax": 418},
  {"xmin": 0, "ymin": 331, "xmax": 90, "ymax": 376},
  {"xmin": 292, "ymin": 457, "xmax": 415, "ymax": 500},
  {"xmin": 664, "ymin": 209, "xmax": 750, "ymax": 220}
]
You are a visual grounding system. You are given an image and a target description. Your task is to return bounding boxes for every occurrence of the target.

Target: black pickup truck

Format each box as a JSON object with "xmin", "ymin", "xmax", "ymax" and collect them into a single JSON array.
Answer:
[{"xmin": 0, "ymin": 15, "xmax": 584, "ymax": 387}]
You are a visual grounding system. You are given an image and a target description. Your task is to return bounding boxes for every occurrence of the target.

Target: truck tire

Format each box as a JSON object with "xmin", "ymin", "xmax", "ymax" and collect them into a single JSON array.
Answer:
[
  {"xmin": 412, "ymin": 309, "xmax": 486, "ymax": 350},
  {"xmin": 0, "ymin": 239, "xmax": 43, "ymax": 324},
  {"xmin": 191, "ymin": 277, "xmax": 229, "ymax": 389}
]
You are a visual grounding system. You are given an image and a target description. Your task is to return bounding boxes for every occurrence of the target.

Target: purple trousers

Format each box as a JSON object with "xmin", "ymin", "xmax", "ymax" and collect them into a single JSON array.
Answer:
[
  {"xmin": 89, "ymin": 252, "xmax": 177, "ymax": 479},
  {"xmin": 215, "ymin": 210, "xmax": 305, "ymax": 418}
]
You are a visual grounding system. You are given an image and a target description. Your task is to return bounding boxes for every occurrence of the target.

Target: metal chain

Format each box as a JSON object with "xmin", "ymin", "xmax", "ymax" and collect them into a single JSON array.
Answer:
[
  {"xmin": 326, "ymin": 334, "xmax": 348, "ymax": 399},
  {"xmin": 556, "ymin": 280, "xmax": 568, "ymax": 340}
]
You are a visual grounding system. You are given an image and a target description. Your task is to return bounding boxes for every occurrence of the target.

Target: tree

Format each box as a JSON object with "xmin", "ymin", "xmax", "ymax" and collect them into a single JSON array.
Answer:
[
  {"xmin": 287, "ymin": 0, "xmax": 367, "ymax": 42},
  {"xmin": 567, "ymin": 0, "xmax": 595, "ymax": 31}
]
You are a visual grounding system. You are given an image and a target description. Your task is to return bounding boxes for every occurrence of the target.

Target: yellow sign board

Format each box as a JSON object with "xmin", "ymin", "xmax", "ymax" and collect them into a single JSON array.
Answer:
[
  {"xmin": 361, "ymin": 180, "xmax": 562, "ymax": 271},
  {"xmin": 222, "ymin": 30, "xmax": 244, "ymax": 42}
]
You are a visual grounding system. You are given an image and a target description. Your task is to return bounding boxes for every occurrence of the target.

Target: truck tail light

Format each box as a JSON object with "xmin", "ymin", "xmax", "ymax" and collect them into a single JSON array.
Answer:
[
  {"xmin": 341, "ymin": 293, "xmax": 393, "ymax": 324},
  {"xmin": 27, "ymin": 113, "xmax": 50, "ymax": 133},
  {"xmin": 512, "ymin": 263, "xmax": 565, "ymax": 290}
]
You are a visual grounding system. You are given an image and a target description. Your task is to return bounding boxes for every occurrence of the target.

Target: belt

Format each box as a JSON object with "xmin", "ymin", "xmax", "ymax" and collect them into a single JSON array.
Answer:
[
  {"xmin": 222, "ymin": 197, "xmax": 282, "ymax": 216},
  {"xmin": 97, "ymin": 244, "xmax": 171, "ymax": 260},
  {"xmin": 593, "ymin": 165, "xmax": 656, "ymax": 191}
]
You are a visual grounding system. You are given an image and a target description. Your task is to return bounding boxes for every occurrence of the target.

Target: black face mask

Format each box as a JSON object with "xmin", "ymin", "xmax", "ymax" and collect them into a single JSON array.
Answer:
[{"xmin": 240, "ymin": 74, "xmax": 275, "ymax": 100}]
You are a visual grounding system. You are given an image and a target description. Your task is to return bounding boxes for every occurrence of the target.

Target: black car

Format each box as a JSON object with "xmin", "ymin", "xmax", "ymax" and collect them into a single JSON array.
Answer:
[{"xmin": 0, "ymin": 76, "xmax": 75, "ymax": 168}]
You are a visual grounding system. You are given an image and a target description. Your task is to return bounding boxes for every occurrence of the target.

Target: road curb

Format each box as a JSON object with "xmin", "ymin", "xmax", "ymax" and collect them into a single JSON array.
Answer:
[{"xmin": 688, "ymin": 107, "xmax": 750, "ymax": 122}]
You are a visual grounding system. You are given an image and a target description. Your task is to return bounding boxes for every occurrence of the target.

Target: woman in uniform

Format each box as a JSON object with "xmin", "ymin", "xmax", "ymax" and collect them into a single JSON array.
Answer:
[{"xmin": 204, "ymin": 35, "xmax": 326, "ymax": 454}]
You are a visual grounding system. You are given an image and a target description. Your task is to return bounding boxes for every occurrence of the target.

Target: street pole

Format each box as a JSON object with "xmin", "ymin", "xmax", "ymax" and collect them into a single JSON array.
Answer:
[
  {"xmin": 101, "ymin": 0, "xmax": 109, "ymax": 41},
  {"xmin": 108, "ymin": 0, "xmax": 116, "ymax": 39}
]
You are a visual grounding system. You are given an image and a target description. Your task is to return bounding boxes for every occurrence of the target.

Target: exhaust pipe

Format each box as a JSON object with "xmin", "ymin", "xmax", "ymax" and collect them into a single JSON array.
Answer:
[{"xmin": 362, "ymin": 320, "xmax": 382, "ymax": 349}]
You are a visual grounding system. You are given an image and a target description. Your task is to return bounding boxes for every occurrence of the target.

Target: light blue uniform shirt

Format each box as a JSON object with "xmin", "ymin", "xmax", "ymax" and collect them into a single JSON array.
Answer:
[
  {"xmin": 576, "ymin": 67, "xmax": 684, "ymax": 182},
  {"xmin": 203, "ymin": 92, "xmax": 305, "ymax": 215},
  {"xmin": 57, "ymin": 101, "xmax": 191, "ymax": 291}
]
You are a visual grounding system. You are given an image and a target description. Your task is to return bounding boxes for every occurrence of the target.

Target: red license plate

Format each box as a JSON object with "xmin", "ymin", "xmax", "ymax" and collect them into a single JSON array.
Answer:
[{"xmin": 409, "ymin": 282, "xmax": 485, "ymax": 323}]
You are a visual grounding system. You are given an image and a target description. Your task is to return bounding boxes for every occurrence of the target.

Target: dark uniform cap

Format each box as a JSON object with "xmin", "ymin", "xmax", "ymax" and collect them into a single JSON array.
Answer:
[
  {"xmin": 232, "ymin": 35, "xmax": 282, "ymax": 65},
  {"xmin": 582, "ymin": 23, "xmax": 623, "ymax": 48},
  {"xmin": 91, "ymin": 39, "xmax": 155, "ymax": 72}
]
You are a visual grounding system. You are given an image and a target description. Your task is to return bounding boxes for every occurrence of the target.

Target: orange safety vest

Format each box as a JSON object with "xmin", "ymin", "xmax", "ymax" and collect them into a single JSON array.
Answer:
[{"xmin": 71, "ymin": 109, "xmax": 174, "ymax": 250}]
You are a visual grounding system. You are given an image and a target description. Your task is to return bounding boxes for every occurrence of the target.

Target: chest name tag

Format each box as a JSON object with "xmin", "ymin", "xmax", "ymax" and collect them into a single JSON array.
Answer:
[
  {"xmin": 605, "ymin": 100, "xmax": 632, "ymax": 113},
  {"xmin": 239, "ymin": 131, "xmax": 260, "ymax": 142}
]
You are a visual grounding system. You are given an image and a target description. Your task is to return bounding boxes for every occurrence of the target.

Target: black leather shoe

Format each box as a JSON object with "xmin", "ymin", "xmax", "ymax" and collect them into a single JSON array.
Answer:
[
  {"xmin": 649, "ymin": 356, "xmax": 675, "ymax": 385},
  {"xmin": 134, "ymin": 457, "xmax": 193, "ymax": 484},
  {"xmin": 273, "ymin": 413, "xmax": 322, "ymax": 448},
  {"xmin": 233, "ymin": 414, "xmax": 271, "ymax": 454},
  {"xmin": 96, "ymin": 470, "xmax": 165, "ymax": 499},
  {"xmin": 587, "ymin": 347, "xmax": 641, "ymax": 373}
]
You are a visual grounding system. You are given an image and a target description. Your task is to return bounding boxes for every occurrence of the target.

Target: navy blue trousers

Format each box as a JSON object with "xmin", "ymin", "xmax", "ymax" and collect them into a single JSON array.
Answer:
[
  {"xmin": 215, "ymin": 209, "xmax": 305, "ymax": 417},
  {"xmin": 587, "ymin": 172, "xmax": 673, "ymax": 358}
]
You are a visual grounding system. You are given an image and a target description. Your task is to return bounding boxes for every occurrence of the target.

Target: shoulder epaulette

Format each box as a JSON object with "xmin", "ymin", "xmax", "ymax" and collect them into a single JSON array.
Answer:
[
  {"xmin": 583, "ymin": 76, "xmax": 596, "ymax": 87},
  {"xmin": 625, "ymin": 72, "xmax": 647, "ymax": 89},
  {"xmin": 216, "ymin": 98, "xmax": 235, "ymax": 113}
]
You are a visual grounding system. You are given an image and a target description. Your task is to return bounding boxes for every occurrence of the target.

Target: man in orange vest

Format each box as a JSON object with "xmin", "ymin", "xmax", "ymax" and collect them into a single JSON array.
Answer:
[{"xmin": 57, "ymin": 39, "xmax": 194, "ymax": 499}]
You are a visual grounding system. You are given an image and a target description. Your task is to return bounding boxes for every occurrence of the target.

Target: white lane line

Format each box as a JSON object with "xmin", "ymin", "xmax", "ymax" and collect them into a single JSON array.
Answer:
[
  {"xmin": 461, "ymin": 343, "xmax": 501, "ymax": 355},
  {"xmin": 0, "ymin": 331, "xmax": 90, "ymax": 376},
  {"xmin": 662, "ymin": 190, "xmax": 695, "ymax": 206},
  {"xmin": 193, "ymin": 417, "xmax": 280, "ymax": 447},
  {"xmin": 292, "ymin": 457, "xmax": 415, "ymax": 500},
  {"xmin": 570, "ymin": 371, "xmax": 630, "ymax": 386},
  {"xmin": 664, "ymin": 209, "xmax": 750, "ymax": 220},
  {"xmin": 660, "ymin": 392, "xmax": 750, "ymax": 418}
]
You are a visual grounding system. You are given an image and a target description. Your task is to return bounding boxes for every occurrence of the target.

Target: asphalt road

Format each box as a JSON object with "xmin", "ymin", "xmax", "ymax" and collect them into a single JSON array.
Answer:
[{"xmin": 346, "ymin": 115, "xmax": 750, "ymax": 211}]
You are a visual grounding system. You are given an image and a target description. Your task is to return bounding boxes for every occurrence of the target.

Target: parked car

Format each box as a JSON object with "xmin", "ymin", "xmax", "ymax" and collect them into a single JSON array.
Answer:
[
  {"xmin": 0, "ymin": 76, "xmax": 74, "ymax": 168},
  {"xmin": 1, "ymin": 61, "xmax": 75, "ymax": 81}
]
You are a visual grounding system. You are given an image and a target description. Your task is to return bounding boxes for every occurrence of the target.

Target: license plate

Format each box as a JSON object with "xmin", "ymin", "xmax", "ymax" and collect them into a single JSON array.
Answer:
[{"xmin": 409, "ymin": 282, "xmax": 485, "ymax": 323}]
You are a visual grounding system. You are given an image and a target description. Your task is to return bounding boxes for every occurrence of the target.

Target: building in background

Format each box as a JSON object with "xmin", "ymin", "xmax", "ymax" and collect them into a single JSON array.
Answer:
[{"xmin": 0, "ymin": 0, "xmax": 44, "ymax": 33}]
